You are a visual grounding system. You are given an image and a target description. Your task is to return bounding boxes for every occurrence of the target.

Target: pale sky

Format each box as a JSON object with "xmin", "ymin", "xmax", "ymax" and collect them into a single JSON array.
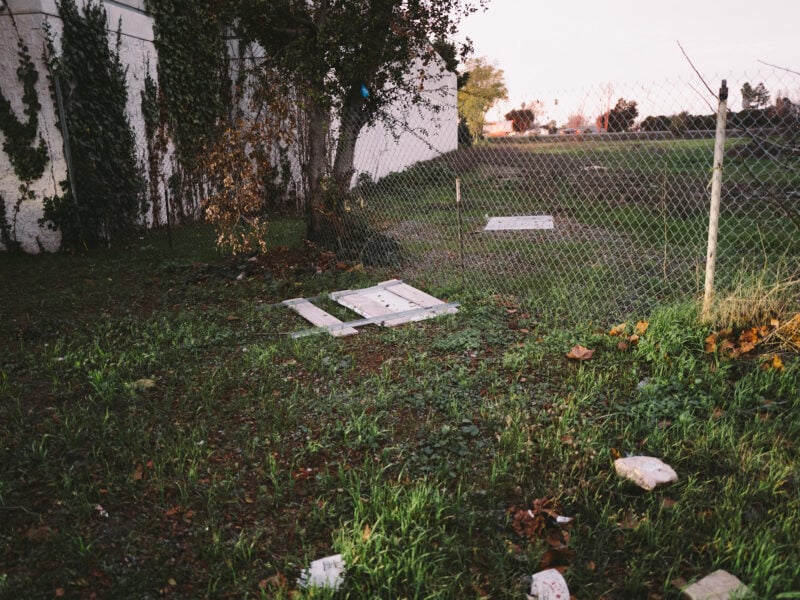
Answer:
[{"xmin": 458, "ymin": 0, "xmax": 800, "ymax": 124}]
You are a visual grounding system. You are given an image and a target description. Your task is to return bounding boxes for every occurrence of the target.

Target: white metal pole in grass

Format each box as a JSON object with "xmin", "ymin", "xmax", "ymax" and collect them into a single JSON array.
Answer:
[
  {"xmin": 703, "ymin": 80, "xmax": 729, "ymax": 320},
  {"xmin": 456, "ymin": 177, "xmax": 465, "ymax": 283}
]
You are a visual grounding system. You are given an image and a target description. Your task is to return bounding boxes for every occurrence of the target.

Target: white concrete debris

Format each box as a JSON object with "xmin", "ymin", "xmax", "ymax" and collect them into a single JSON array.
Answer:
[
  {"xmin": 297, "ymin": 554, "xmax": 345, "ymax": 590},
  {"xmin": 527, "ymin": 568, "xmax": 570, "ymax": 600},
  {"xmin": 614, "ymin": 456, "xmax": 678, "ymax": 490},
  {"xmin": 681, "ymin": 569, "xmax": 751, "ymax": 600}
]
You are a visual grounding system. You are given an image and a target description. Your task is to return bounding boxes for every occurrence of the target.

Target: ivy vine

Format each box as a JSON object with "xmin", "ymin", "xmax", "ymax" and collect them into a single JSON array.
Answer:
[
  {"xmin": 0, "ymin": 37, "xmax": 48, "ymax": 182},
  {"xmin": 145, "ymin": 0, "xmax": 234, "ymax": 219},
  {"xmin": 40, "ymin": 0, "xmax": 144, "ymax": 250}
]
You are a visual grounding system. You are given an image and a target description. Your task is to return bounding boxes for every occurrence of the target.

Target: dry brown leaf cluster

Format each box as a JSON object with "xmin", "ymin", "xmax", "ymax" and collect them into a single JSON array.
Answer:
[
  {"xmin": 507, "ymin": 498, "xmax": 574, "ymax": 572},
  {"xmin": 705, "ymin": 314, "xmax": 799, "ymax": 364},
  {"xmin": 609, "ymin": 321, "xmax": 649, "ymax": 350}
]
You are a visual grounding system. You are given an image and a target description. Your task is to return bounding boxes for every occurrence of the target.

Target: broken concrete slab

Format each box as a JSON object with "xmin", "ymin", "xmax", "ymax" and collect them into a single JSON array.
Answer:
[
  {"xmin": 614, "ymin": 456, "xmax": 677, "ymax": 490},
  {"xmin": 527, "ymin": 568, "xmax": 569, "ymax": 600},
  {"xmin": 681, "ymin": 569, "xmax": 751, "ymax": 600}
]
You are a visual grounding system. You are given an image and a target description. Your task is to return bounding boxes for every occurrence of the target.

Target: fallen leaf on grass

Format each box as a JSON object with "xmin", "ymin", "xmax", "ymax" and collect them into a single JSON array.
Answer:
[
  {"xmin": 704, "ymin": 333, "xmax": 718, "ymax": 353},
  {"xmin": 609, "ymin": 323, "xmax": 627, "ymax": 336},
  {"xmin": 539, "ymin": 547, "xmax": 573, "ymax": 570},
  {"xmin": 617, "ymin": 340, "xmax": 629, "ymax": 351},
  {"xmin": 362, "ymin": 523, "xmax": 372, "ymax": 542},
  {"xmin": 132, "ymin": 378, "xmax": 156, "ymax": 392},
  {"xmin": 762, "ymin": 354, "xmax": 784, "ymax": 372},
  {"xmin": 132, "ymin": 464, "xmax": 144, "ymax": 481},
  {"xmin": 635, "ymin": 321, "xmax": 649, "ymax": 335},
  {"xmin": 566, "ymin": 345, "xmax": 594, "ymax": 360}
]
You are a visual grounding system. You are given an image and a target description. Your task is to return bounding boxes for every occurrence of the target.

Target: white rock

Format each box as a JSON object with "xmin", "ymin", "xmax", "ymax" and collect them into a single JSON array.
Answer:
[
  {"xmin": 681, "ymin": 569, "xmax": 751, "ymax": 600},
  {"xmin": 614, "ymin": 456, "xmax": 677, "ymax": 490},
  {"xmin": 527, "ymin": 568, "xmax": 570, "ymax": 600}
]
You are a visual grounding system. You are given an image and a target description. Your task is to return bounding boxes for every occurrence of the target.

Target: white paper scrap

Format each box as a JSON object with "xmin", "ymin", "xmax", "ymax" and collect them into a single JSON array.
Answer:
[{"xmin": 297, "ymin": 554, "xmax": 345, "ymax": 590}]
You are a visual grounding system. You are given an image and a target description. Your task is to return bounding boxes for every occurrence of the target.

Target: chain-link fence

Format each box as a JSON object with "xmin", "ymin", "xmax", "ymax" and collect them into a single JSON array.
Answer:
[{"xmin": 338, "ymin": 72, "xmax": 800, "ymax": 318}]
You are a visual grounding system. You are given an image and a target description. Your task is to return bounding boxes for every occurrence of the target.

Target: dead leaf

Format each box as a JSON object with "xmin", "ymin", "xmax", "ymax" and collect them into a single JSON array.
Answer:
[
  {"xmin": 635, "ymin": 321, "xmax": 649, "ymax": 335},
  {"xmin": 740, "ymin": 327, "xmax": 759, "ymax": 345},
  {"xmin": 539, "ymin": 547, "xmax": 573, "ymax": 570},
  {"xmin": 609, "ymin": 323, "xmax": 627, "ymax": 336},
  {"xmin": 712, "ymin": 407, "xmax": 724, "ymax": 420},
  {"xmin": 628, "ymin": 334, "xmax": 640, "ymax": 345},
  {"xmin": 704, "ymin": 333, "xmax": 718, "ymax": 353},
  {"xmin": 132, "ymin": 464, "xmax": 144, "ymax": 481},
  {"xmin": 132, "ymin": 378, "xmax": 156, "ymax": 392},
  {"xmin": 362, "ymin": 523, "xmax": 372, "ymax": 542},
  {"xmin": 618, "ymin": 510, "xmax": 642, "ymax": 530},
  {"xmin": 738, "ymin": 341, "xmax": 756, "ymax": 355},
  {"xmin": 617, "ymin": 340, "xmax": 629, "ymax": 351},
  {"xmin": 566, "ymin": 345, "xmax": 594, "ymax": 360},
  {"xmin": 610, "ymin": 448, "xmax": 621, "ymax": 460},
  {"xmin": 586, "ymin": 560, "xmax": 596, "ymax": 572},
  {"xmin": 165, "ymin": 506, "xmax": 182, "ymax": 518},
  {"xmin": 770, "ymin": 318, "xmax": 780, "ymax": 329},
  {"xmin": 762, "ymin": 354, "xmax": 784, "ymax": 372}
]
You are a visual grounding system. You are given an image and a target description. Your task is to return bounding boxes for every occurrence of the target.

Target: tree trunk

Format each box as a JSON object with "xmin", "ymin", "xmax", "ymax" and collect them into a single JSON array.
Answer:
[{"xmin": 305, "ymin": 102, "xmax": 330, "ymax": 242}]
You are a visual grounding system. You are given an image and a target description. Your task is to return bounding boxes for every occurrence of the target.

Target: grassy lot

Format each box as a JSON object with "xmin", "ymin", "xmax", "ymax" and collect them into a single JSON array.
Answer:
[
  {"xmin": 354, "ymin": 138, "xmax": 799, "ymax": 318},
  {"xmin": 1, "ymin": 221, "xmax": 799, "ymax": 598}
]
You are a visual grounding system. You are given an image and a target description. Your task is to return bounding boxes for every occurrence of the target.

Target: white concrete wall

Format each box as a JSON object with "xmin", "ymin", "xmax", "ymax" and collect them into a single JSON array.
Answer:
[
  {"xmin": 353, "ymin": 57, "xmax": 458, "ymax": 184},
  {"xmin": 0, "ymin": 0, "xmax": 156, "ymax": 252}
]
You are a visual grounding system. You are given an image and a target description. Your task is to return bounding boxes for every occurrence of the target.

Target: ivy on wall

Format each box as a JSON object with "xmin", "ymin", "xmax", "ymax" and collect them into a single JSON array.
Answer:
[
  {"xmin": 0, "ymin": 10, "xmax": 50, "ymax": 251},
  {"xmin": 0, "ymin": 38, "xmax": 48, "ymax": 182},
  {"xmin": 41, "ymin": 0, "xmax": 144, "ymax": 249},
  {"xmin": 144, "ymin": 0, "xmax": 234, "ymax": 220}
]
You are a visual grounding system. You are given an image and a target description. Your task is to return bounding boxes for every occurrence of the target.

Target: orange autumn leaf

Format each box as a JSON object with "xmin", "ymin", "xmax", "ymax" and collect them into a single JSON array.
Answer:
[
  {"xmin": 738, "ymin": 341, "xmax": 756, "ymax": 355},
  {"xmin": 566, "ymin": 345, "xmax": 594, "ymax": 360},
  {"xmin": 705, "ymin": 333, "xmax": 718, "ymax": 353},
  {"xmin": 628, "ymin": 334, "xmax": 640, "ymax": 346},
  {"xmin": 362, "ymin": 523, "xmax": 372, "ymax": 542},
  {"xmin": 739, "ymin": 327, "xmax": 759, "ymax": 345},
  {"xmin": 762, "ymin": 354, "xmax": 784, "ymax": 372},
  {"xmin": 635, "ymin": 321, "xmax": 649, "ymax": 335},
  {"xmin": 609, "ymin": 323, "xmax": 627, "ymax": 336}
]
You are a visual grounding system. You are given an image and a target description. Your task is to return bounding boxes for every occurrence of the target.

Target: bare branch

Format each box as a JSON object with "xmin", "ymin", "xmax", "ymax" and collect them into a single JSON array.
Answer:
[
  {"xmin": 677, "ymin": 41, "xmax": 717, "ymax": 99},
  {"xmin": 757, "ymin": 60, "xmax": 800, "ymax": 78}
]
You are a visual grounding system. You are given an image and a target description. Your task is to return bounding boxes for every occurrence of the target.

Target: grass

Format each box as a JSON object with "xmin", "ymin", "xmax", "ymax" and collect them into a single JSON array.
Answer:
[{"xmin": 1, "ymin": 222, "xmax": 799, "ymax": 598}]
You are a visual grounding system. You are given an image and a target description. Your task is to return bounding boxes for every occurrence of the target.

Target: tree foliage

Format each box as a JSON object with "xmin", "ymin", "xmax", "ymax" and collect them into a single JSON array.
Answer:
[
  {"xmin": 41, "ymin": 0, "xmax": 143, "ymax": 249},
  {"xmin": 741, "ymin": 82, "xmax": 771, "ymax": 110},
  {"xmin": 504, "ymin": 108, "xmax": 535, "ymax": 132},
  {"xmin": 457, "ymin": 56, "xmax": 508, "ymax": 140},
  {"xmin": 240, "ymin": 1, "xmax": 485, "ymax": 245},
  {"xmin": 597, "ymin": 98, "xmax": 638, "ymax": 132}
]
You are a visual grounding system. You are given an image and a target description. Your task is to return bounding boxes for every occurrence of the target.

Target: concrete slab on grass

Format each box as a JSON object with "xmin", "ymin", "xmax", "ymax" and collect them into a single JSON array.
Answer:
[{"xmin": 682, "ymin": 569, "xmax": 751, "ymax": 600}]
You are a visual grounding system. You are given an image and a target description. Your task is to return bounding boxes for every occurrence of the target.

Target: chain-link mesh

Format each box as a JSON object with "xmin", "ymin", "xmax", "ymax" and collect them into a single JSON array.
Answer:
[{"xmin": 343, "ymin": 72, "xmax": 800, "ymax": 318}]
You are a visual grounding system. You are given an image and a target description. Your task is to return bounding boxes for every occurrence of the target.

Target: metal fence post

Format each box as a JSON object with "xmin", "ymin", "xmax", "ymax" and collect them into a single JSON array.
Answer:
[
  {"xmin": 456, "ymin": 177, "xmax": 464, "ymax": 284},
  {"xmin": 702, "ymin": 80, "xmax": 729, "ymax": 320}
]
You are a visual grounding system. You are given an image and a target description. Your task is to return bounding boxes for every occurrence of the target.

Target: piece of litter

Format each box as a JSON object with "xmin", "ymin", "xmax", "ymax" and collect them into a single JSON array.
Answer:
[
  {"xmin": 681, "ymin": 569, "xmax": 751, "ymax": 600},
  {"xmin": 555, "ymin": 515, "xmax": 573, "ymax": 524},
  {"xmin": 615, "ymin": 456, "xmax": 677, "ymax": 490},
  {"xmin": 527, "ymin": 568, "xmax": 569, "ymax": 600},
  {"xmin": 297, "ymin": 554, "xmax": 345, "ymax": 590},
  {"xmin": 94, "ymin": 504, "xmax": 109, "ymax": 518}
]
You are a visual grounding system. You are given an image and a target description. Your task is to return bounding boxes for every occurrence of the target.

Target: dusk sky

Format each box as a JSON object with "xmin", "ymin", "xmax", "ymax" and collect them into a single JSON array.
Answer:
[{"xmin": 458, "ymin": 0, "xmax": 800, "ymax": 124}]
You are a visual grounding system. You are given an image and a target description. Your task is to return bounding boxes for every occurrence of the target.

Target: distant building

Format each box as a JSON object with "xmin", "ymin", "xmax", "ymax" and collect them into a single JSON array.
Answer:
[{"xmin": 482, "ymin": 120, "xmax": 514, "ymax": 137}]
